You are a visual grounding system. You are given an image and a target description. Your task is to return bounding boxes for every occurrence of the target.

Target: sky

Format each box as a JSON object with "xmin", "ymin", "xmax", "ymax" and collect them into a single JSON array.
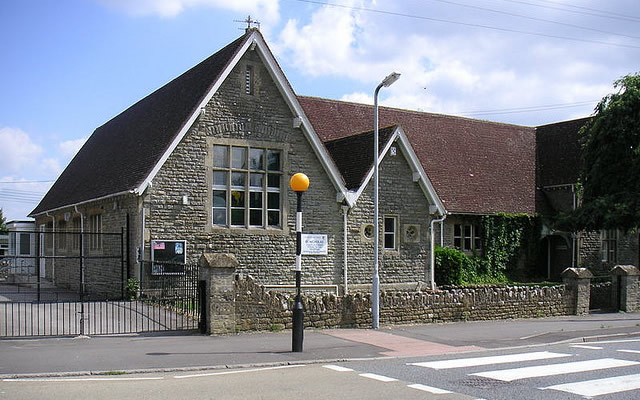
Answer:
[{"xmin": 1, "ymin": 0, "xmax": 639, "ymax": 222}]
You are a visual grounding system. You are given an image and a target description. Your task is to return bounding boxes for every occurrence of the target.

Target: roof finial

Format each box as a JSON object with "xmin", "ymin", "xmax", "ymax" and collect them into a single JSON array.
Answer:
[{"xmin": 234, "ymin": 15, "xmax": 260, "ymax": 33}]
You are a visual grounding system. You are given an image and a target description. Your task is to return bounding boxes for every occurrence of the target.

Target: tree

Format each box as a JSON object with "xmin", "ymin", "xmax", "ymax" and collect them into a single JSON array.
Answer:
[
  {"xmin": 570, "ymin": 72, "xmax": 640, "ymax": 232},
  {"xmin": 0, "ymin": 208, "xmax": 7, "ymax": 234}
]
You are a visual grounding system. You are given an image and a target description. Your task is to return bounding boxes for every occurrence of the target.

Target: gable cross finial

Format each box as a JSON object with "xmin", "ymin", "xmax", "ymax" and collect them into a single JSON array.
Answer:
[{"xmin": 234, "ymin": 15, "xmax": 260, "ymax": 32}]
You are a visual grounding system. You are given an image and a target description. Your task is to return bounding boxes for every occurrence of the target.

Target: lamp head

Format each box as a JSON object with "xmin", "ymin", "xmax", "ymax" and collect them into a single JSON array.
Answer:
[
  {"xmin": 289, "ymin": 173, "xmax": 310, "ymax": 192},
  {"xmin": 381, "ymin": 72, "xmax": 401, "ymax": 87}
]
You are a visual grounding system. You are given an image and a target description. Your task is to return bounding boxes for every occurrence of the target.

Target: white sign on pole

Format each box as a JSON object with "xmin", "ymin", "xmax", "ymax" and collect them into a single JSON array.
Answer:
[{"xmin": 301, "ymin": 234, "xmax": 328, "ymax": 255}]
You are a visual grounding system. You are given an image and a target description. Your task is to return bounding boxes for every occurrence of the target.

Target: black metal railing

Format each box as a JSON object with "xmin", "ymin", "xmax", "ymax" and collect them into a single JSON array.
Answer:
[{"xmin": 0, "ymin": 263, "xmax": 202, "ymax": 338}]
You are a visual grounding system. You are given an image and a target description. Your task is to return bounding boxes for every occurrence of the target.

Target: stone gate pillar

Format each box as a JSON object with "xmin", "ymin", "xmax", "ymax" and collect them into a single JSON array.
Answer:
[
  {"xmin": 199, "ymin": 253, "xmax": 238, "ymax": 334},
  {"xmin": 610, "ymin": 265, "xmax": 640, "ymax": 312},
  {"xmin": 561, "ymin": 267, "xmax": 593, "ymax": 316}
]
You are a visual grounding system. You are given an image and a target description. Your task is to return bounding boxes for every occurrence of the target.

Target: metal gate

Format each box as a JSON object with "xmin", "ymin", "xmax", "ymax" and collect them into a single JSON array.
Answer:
[{"xmin": 0, "ymin": 229, "xmax": 202, "ymax": 337}]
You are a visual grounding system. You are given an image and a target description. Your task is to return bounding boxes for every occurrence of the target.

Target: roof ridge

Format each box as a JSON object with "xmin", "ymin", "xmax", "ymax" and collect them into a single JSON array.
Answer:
[
  {"xmin": 323, "ymin": 124, "xmax": 398, "ymax": 145},
  {"xmin": 298, "ymin": 95, "xmax": 536, "ymax": 130},
  {"xmin": 31, "ymin": 31, "xmax": 253, "ymax": 216},
  {"xmin": 95, "ymin": 32, "xmax": 252, "ymax": 132}
]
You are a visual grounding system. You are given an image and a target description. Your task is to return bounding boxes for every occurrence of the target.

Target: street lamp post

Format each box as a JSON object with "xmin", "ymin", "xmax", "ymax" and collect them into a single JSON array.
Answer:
[
  {"xmin": 289, "ymin": 172, "xmax": 309, "ymax": 352},
  {"xmin": 372, "ymin": 72, "xmax": 400, "ymax": 330}
]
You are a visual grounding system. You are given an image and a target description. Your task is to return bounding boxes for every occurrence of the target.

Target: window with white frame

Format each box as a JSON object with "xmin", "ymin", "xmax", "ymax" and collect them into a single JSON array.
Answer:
[
  {"xmin": 89, "ymin": 214, "xmax": 102, "ymax": 250},
  {"xmin": 212, "ymin": 144, "xmax": 282, "ymax": 228},
  {"xmin": 453, "ymin": 223, "xmax": 482, "ymax": 252},
  {"xmin": 383, "ymin": 216, "xmax": 398, "ymax": 250},
  {"xmin": 601, "ymin": 229, "xmax": 617, "ymax": 262}
]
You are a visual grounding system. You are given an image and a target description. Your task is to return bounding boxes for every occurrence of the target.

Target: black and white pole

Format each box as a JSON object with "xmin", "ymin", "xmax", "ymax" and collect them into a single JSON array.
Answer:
[{"xmin": 289, "ymin": 173, "xmax": 309, "ymax": 352}]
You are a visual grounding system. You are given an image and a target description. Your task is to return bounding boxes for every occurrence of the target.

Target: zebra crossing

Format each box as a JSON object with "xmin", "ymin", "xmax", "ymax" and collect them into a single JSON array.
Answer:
[{"xmin": 407, "ymin": 341, "xmax": 640, "ymax": 398}]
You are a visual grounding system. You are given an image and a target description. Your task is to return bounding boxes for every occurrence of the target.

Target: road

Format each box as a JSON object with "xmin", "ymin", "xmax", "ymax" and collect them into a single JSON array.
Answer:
[
  {"xmin": 338, "ymin": 337, "xmax": 640, "ymax": 399},
  {"xmin": 0, "ymin": 364, "xmax": 473, "ymax": 400},
  {"xmin": 3, "ymin": 338, "xmax": 640, "ymax": 399}
]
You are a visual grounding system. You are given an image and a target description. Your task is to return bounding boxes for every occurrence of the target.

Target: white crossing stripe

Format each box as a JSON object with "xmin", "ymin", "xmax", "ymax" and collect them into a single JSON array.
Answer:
[
  {"xmin": 407, "ymin": 383, "xmax": 452, "ymax": 394},
  {"xmin": 618, "ymin": 349, "xmax": 640, "ymax": 354},
  {"xmin": 582, "ymin": 338, "xmax": 640, "ymax": 345},
  {"xmin": 175, "ymin": 365, "xmax": 304, "ymax": 379},
  {"xmin": 359, "ymin": 373, "xmax": 398, "ymax": 382},
  {"xmin": 408, "ymin": 351, "xmax": 570, "ymax": 370},
  {"xmin": 570, "ymin": 345, "xmax": 603, "ymax": 350},
  {"xmin": 323, "ymin": 365, "xmax": 354, "ymax": 372},
  {"xmin": 543, "ymin": 373, "xmax": 640, "ymax": 397},
  {"xmin": 472, "ymin": 358, "xmax": 639, "ymax": 382}
]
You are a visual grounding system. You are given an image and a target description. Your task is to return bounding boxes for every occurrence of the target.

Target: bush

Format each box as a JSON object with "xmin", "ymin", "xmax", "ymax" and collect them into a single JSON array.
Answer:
[
  {"xmin": 125, "ymin": 278, "xmax": 140, "ymax": 300},
  {"xmin": 435, "ymin": 246, "xmax": 473, "ymax": 285},
  {"xmin": 434, "ymin": 246, "xmax": 510, "ymax": 286}
]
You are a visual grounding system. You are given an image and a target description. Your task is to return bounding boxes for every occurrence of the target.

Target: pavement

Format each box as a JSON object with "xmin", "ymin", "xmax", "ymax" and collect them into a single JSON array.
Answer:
[{"xmin": 1, "ymin": 311, "xmax": 639, "ymax": 378}]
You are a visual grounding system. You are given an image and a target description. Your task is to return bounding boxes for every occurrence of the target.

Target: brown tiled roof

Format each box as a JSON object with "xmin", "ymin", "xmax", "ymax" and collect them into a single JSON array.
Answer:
[
  {"xmin": 535, "ymin": 117, "xmax": 589, "ymax": 216},
  {"xmin": 536, "ymin": 117, "xmax": 589, "ymax": 187},
  {"xmin": 299, "ymin": 96, "xmax": 537, "ymax": 215},
  {"xmin": 31, "ymin": 33, "xmax": 251, "ymax": 216},
  {"xmin": 324, "ymin": 126, "xmax": 397, "ymax": 190}
]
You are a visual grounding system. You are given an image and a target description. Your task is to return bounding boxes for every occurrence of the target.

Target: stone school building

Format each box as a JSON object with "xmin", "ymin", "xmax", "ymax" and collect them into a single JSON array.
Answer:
[{"xmin": 30, "ymin": 29, "xmax": 638, "ymax": 297}]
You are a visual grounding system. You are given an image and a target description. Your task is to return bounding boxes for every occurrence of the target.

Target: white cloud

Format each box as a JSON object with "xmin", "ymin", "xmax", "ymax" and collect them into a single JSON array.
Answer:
[
  {"xmin": 0, "ymin": 127, "xmax": 43, "ymax": 175},
  {"xmin": 99, "ymin": 0, "xmax": 280, "ymax": 23},
  {"xmin": 0, "ymin": 128, "xmax": 85, "ymax": 220},
  {"xmin": 275, "ymin": 1, "xmax": 629, "ymax": 125},
  {"xmin": 58, "ymin": 137, "xmax": 88, "ymax": 160},
  {"xmin": 340, "ymin": 92, "xmax": 372, "ymax": 105}
]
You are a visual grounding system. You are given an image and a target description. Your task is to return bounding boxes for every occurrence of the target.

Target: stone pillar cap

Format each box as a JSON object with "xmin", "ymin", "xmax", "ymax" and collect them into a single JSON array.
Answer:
[
  {"xmin": 561, "ymin": 267, "xmax": 594, "ymax": 279},
  {"xmin": 610, "ymin": 265, "xmax": 640, "ymax": 276},
  {"xmin": 199, "ymin": 253, "xmax": 239, "ymax": 269}
]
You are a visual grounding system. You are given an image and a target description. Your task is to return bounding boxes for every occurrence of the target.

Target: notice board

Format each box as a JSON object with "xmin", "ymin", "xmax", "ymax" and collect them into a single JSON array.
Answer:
[{"xmin": 151, "ymin": 240, "xmax": 186, "ymax": 275}]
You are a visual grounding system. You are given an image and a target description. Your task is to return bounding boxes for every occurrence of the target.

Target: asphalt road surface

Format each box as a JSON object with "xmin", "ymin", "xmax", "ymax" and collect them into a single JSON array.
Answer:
[
  {"xmin": 337, "ymin": 337, "xmax": 640, "ymax": 399},
  {"xmin": 3, "ymin": 338, "xmax": 640, "ymax": 399}
]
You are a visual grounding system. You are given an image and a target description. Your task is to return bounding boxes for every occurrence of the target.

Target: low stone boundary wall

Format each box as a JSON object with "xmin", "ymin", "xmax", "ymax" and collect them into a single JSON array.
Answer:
[
  {"xmin": 199, "ymin": 254, "xmax": 597, "ymax": 335},
  {"xmin": 234, "ymin": 275, "xmax": 571, "ymax": 332}
]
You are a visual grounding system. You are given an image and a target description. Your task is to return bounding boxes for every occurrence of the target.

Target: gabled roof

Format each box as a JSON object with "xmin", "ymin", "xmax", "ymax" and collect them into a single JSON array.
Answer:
[
  {"xmin": 31, "ymin": 30, "xmax": 350, "ymax": 216},
  {"xmin": 324, "ymin": 126, "xmax": 396, "ymax": 190},
  {"xmin": 324, "ymin": 125, "xmax": 445, "ymax": 214},
  {"xmin": 299, "ymin": 96, "xmax": 537, "ymax": 215},
  {"xmin": 31, "ymin": 33, "xmax": 250, "ymax": 216},
  {"xmin": 536, "ymin": 117, "xmax": 589, "ymax": 187}
]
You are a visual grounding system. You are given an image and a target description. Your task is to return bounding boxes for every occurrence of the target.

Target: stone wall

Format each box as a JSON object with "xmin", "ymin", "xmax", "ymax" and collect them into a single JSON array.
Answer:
[
  {"xmin": 232, "ymin": 275, "xmax": 572, "ymax": 332},
  {"xmin": 344, "ymin": 148, "xmax": 434, "ymax": 287},
  {"xmin": 33, "ymin": 194, "xmax": 137, "ymax": 298},
  {"xmin": 579, "ymin": 231, "xmax": 638, "ymax": 275},
  {"xmin": 143, "ymin": 48, "xmax": 343, "ymax": 288}
]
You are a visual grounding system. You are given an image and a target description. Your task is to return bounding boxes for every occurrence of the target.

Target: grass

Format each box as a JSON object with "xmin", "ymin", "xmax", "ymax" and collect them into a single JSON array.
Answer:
[{"xmin": 103, "ymin": 371, "xmax": 126, "ymax": 375}]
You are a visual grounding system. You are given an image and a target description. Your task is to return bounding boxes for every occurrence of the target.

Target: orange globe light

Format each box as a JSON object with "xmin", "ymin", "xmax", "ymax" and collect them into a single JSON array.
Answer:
[{"xmin": 289, "ymin": 173, "xmax": 310, "ymax": 192}]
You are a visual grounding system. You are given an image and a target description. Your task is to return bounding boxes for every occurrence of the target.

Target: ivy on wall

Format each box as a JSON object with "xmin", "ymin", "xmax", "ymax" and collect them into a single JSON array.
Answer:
[
  {"xmin": 481, "ymin": 213, "xmax": 539, "ymax": 279},
  {"xmin": 435, "ymin": 213, "xmax": 540, "ymax": 285}
]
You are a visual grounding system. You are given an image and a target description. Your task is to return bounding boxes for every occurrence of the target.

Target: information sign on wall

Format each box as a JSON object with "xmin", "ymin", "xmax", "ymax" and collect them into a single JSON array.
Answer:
[{"xmin": 301, "ymin": 234, "xmax": 328, "ymax": 255}]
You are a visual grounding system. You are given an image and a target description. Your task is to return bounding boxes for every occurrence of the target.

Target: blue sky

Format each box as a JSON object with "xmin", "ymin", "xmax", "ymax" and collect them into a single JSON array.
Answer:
[{"xmin": 1, "ymin": 0, "xmax": 639, "ymax": 221}]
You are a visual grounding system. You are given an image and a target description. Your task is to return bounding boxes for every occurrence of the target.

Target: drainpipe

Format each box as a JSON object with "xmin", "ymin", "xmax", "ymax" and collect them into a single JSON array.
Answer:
[
  {"xmin": 74, "ymin": 206, "xmax": 85, "ymax": 295},
  {"xmin": 430, "ymin": 213, "xmax": 447, "ymax": 290},
  {"xmin": 46, "ymin": 212, "xmax": 55, "ymax": 282},
  {"xmin": 138, "ymin": 195, "xmax": 146, "ymax": 282},
  {"xmin": 341, "ymin": 205, "xmax": 350, "ymax": 295},
  {"xmin": 547, "ymin": 238, "xmax": 552, "ymax": 280},
  {"xmin": 571, "ymin": 184, "xmax": 577, "ymax": 268}
]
